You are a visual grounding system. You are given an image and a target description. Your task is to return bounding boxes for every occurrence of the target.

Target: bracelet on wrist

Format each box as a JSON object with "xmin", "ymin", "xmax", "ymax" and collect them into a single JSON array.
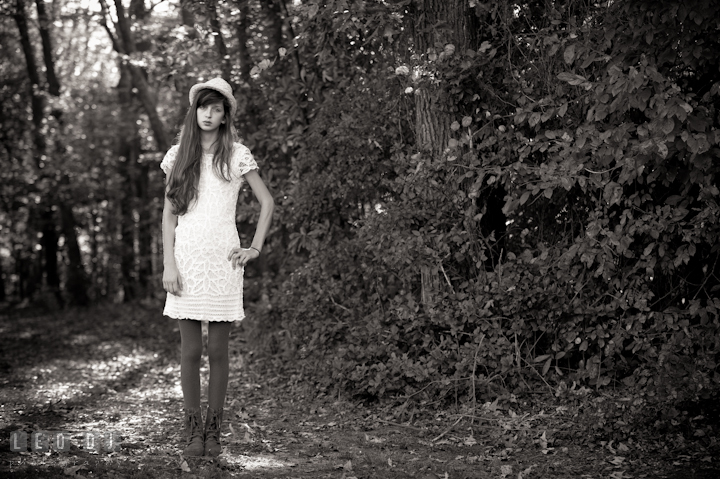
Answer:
[{"xmin": 250, "ymin": 246, "xmax": 261, "ymax": 254}]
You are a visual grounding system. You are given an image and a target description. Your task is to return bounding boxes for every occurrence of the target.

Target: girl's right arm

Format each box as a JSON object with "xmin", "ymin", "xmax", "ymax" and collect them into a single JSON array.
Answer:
[{"xmin": 162, "ymin": 186, "xmax": 182, "ymax": 296}]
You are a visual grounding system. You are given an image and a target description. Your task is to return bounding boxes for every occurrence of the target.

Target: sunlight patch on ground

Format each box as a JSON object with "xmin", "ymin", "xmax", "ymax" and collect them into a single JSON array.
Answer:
[
  {"xmin": 8, "ymin": 351, "xmax": 157, "ymax": 404},
  {"xmin": 223, "ymin": 453, "xmax": 294, "ymax": 470},
  {"xmin": 126, "ymin": 383, "xmax": 183, "ymax": 399}
]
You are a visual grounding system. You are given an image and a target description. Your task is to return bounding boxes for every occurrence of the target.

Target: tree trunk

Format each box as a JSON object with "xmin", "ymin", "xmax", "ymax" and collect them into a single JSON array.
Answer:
[
  {"xmin": 173, "ymin": 1, "xmax": 195, "ymax": 126},
  {"xmin": 236, "ymin": 0, "xmax": 252, "ymax": 83},
  {"xmin": 128, "ymin": 65, "xmax": 171, "ymax": 151},
  {"xmin": 413, "ymin": 0, "xmax": 479, "ymax": 154},
  {"xmin": 412, "ymin": 0, "xmax": 481, "ymax": 303},
  {"xmin": 34, "ymin": 0, "xmax": 60, "ymax": 96},
  {"xmin": 206, "ymin": 0, "xmax": 232, "ymax": 85},
  {"xmin": 117, "ymin": 66, "xmax": 143, "ymax": 301},
  {"xmin": 0, "ymin": 256, "xmax": 5, "ymax": 303},
  {"xmin": 34, "ymin": 0, "xmax": 91, "ymax": 306},
  {"xmin": 180, "ymin": 0, "xmax": 198, "ymax": 35},
  {"xmin": 14, "ymin": 0, "xmax": 62, "ymax": 305},
  {"xmin": 414, "ymin": 89, "xmax": 451, "ymax": 155},
  {"xmin": 278, "ymin": 0, "xmax": 302, "ymax": 83},
  {"xmin": 136, "ymin": 162, "xmax": 153, "ymax": 297},
  {"xmin": 262, "ymin": 0, "xmax": 283, "ymax": 55},
  {"xmin": 100, "ymin": 0, "xmax": 171, "ymax": 152},
  {"xmin": 59, "ymin": 202, "xmax": 89, "ymax": 306},
  {"xmin": 41, "ymin": 206, "xmax": 63, "ymax": 307},
  {"xmin": 13, "ymin": 0, "xmax": 45, "ymax": 166},
  {"xmin": 97, "ymin": 0, "xmax": 168, "ymax": 301}
]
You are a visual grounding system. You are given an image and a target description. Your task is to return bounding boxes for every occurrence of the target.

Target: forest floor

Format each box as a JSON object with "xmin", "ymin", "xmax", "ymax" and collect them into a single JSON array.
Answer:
[{"xmin": 0, "ymin": 302, "xmax": 718, "ymax": 479}]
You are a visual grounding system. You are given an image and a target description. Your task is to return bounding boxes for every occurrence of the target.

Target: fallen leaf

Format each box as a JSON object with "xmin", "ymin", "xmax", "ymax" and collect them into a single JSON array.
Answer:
[
  {"xmin": 180, "ymin": 460, "xmax": 190, "ymax": 472},
  {"xmin": 364, "ymin": 433, "xmax": 385, "ymax": 444},
  {"xmin": 539, "ymin": 431, "xmax": 548, "ymax": 450},
  {"xmin": 64, "ymin": 465, "xmax": 87, "ymax": 476}
]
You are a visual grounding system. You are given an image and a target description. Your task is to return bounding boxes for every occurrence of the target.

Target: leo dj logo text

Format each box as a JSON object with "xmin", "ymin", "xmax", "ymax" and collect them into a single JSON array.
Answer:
[{"xmin": 10, "ymin": 430, "xmax": 122, "ymax": 453}]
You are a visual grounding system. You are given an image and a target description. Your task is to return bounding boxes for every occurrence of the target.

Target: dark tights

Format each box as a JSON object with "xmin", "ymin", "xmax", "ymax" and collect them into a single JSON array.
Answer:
[{"xmin": 178, "ymin": 319, "xmax": 232, "ymax": 410}]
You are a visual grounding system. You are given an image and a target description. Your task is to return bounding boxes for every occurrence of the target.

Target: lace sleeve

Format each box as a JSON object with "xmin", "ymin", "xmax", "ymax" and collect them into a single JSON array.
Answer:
[
  {"xmin": 160, "ymin": 146, "xmax": 179, "ymax": 176},
  {"xmin": 233, "ymin": 143, "xmax": 259, "ymax": 178}
]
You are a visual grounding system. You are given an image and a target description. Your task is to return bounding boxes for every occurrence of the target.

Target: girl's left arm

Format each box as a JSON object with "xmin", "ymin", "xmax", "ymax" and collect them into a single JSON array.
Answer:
[
  {"xmin": 229, "ymin": 170, "xmax": 275, "ymax": 268},
  {"xmin": 246, "ymin": 170, "xmax": 275, "ymax": 251}
]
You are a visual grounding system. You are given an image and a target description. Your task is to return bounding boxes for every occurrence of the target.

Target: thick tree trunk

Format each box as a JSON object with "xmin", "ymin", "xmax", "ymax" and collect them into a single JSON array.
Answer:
[
  {"xmin": 414, "ymin": 89, "xmax": 451, "ymax": 155},
  {"xmin": 413, "ymin": 0, "xmax": 479, "ymax": 154},
  {"xmin": 412, "ymin": 0, "xmax": 479, "ymax": 53},
  {"xmin": 412, "ymin": 0, "xmax": 481, "ymax": 303}
]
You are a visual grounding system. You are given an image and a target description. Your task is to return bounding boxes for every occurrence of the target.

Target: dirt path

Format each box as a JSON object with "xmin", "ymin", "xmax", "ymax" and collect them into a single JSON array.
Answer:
[{"xmin": 1, "ymin": 303, "xmax": 718, "ymax": 478}]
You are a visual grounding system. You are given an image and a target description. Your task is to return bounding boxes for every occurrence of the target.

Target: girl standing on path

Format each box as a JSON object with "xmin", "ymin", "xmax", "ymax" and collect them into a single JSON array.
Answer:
[{"xmin": 160, "ymin": 78, "xmax": 274, "ymax": 457}]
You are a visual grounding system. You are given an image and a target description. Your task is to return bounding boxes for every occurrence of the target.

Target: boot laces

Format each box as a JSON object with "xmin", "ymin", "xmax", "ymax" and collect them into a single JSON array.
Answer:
[
  {"xmin": 186, "ymin": 412, "xmax": 203, "ymax": 442},
  {"xmin": 206, "ymin": 412, "xmax": 220, "ymax": 441}
]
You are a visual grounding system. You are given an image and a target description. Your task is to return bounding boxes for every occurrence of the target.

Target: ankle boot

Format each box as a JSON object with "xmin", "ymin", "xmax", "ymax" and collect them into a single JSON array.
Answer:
[
  {"xmin": 204, "ymin": 407, "xmax": 224, "ymax": 457},
  {"xmin": 183, "ymin": 407, "xmax": 205, "ymax": 456}
]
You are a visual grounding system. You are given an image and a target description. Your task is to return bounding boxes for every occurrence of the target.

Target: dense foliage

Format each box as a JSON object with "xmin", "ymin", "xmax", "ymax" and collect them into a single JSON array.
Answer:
[
  {"xmin": 265, "ymin": 0, "xmax": 720, "ymax": 405},
  {"xmin": 1, "ymin": 0, "xmax": 718, "ymax": 406}
]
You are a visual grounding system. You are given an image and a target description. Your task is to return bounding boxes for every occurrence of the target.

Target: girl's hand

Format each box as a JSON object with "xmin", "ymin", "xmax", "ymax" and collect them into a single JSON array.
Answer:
[
  {"xmin": 163, "ymin": 264, "xmax": 183, "ymax": 296},
  {"xmin": 228, "ymin": 247, "xmax": 260, "ymax": 269}
]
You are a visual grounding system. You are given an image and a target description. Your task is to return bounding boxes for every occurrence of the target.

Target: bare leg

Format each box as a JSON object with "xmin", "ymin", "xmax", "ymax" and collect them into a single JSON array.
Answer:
[
  {"xmin": 178, "ymin": 319, "xmax": 202, "ymax": 409},
  {"xmin": 207, "ymin": 321, "xmax": 232, "ymax": 410}
]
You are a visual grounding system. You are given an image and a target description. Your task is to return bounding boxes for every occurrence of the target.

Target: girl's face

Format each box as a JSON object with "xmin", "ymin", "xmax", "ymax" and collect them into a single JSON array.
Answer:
[{"xmin": 196, "ymin": 101, "xmax": 225, "ymax": 132}]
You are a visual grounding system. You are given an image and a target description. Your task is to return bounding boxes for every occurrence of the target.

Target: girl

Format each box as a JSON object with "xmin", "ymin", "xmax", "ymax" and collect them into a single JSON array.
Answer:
[{"xmin": 160, "ymin": 77, "xmax": 274, "ymax": 457}]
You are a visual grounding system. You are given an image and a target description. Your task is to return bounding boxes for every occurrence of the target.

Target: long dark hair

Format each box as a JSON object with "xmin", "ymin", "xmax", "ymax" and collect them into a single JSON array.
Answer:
[{"xmin": 166, "ymin": 89, "xmax": 237, "ymax": 215}]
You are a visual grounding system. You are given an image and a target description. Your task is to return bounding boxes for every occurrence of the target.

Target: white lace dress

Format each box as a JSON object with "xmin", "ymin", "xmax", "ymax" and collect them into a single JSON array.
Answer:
[{"xmin": 160, "ymin": 142, "xmax": 258, "ymax": 322}]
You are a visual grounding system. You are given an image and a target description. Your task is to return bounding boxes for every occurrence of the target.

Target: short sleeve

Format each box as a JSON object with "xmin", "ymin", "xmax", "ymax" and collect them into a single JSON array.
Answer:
[
  {"xmin": 160, "ymin": 145, "xmax": 179, "ymax": 176},
  {"xmin": 232, "ymin": 143, "xmax": 258, "ymax": 178}
]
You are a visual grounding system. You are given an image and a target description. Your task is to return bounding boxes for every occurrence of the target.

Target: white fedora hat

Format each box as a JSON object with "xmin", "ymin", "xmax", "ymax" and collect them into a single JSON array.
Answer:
[{"xmin": 189, "ymin": 77, "xmax": 237, "ymax": 118}]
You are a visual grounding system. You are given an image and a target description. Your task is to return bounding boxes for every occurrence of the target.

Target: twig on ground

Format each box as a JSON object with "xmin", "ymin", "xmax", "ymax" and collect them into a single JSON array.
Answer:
[
  {"xmin": 522, "ymin": 358, "xmax": 555, "ymax": 394},
  {"xmin": 453, "ymin": 413, "xmax": 531, "ymax": 423},
  {"xmin": 432, "ymin": 416, "xmax": 463, "ymax": 442},
  {"xmin": 375, "ymin": 418, "xmax": 425, "ymax": 431},
  {"xmin": 329, "ymin": 296, "xmax": 350, "ymax": 312}
]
